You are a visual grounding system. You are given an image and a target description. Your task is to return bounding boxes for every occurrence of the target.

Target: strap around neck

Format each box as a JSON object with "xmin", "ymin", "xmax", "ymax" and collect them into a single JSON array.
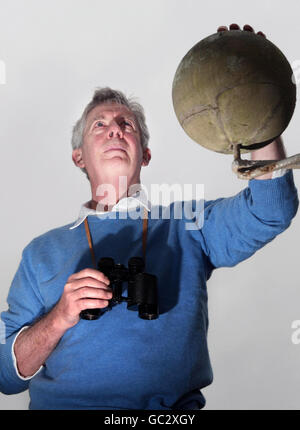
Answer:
[{"xmin": 84, "ymin": 207, "xmax": 149, "ymax": 269}]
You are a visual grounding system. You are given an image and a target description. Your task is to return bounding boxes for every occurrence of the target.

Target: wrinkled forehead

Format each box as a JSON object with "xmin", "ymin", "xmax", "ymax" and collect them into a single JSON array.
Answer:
[{"xmin": 86, "ymin": 102, "xmax": 137, "ymax": 123}]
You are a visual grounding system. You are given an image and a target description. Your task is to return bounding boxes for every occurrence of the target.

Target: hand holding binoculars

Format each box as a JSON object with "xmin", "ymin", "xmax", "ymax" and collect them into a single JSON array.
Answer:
[{"xmin": 80, "ymin": 257, "xmax": 159, "ymax": 321}]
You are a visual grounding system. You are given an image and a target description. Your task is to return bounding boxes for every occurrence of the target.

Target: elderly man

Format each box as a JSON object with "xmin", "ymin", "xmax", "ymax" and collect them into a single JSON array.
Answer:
[{"xmin": 0, "ymin": 24, "xmax": 298, "ymax": 410}]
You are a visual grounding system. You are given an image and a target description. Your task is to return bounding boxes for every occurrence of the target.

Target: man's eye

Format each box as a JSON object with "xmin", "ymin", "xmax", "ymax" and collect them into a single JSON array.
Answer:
[
  {"xmin": 96, "ymin": 121, "xmax": 104, "ymax": 127},
  {"xmin": 122, "ymin": 121, "xmax": 132, "ymax": 128}
]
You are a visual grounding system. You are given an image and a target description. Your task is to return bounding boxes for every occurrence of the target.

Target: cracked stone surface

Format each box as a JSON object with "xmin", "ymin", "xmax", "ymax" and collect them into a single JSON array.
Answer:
[{"xmin": 172, "ymin": 31, "xmax": 296, "ymax": 154}]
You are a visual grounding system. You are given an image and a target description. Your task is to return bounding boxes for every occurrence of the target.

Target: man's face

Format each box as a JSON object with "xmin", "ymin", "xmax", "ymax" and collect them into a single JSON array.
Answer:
[{"xmin": 72, "ymin": 103, "xmax": 150, "ymax": 185}]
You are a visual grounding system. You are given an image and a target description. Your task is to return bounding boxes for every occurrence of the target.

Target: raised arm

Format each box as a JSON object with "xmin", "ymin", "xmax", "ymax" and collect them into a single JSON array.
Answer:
[{"xmin": 198, "ymin": 169, "xmax": 298, "ymax": 269}]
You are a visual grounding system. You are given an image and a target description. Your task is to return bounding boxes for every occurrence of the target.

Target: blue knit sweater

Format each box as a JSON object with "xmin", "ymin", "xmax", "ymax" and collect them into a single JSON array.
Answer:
[{"xmin": 0, "ymin": 172, "xmax": 298, "ymax": 409}]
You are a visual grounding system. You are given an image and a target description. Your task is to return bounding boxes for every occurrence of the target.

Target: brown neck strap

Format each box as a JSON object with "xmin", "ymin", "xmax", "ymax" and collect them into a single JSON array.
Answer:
[{"xmin": 84, "ymin": 207, "xmax": 149, "ymax": 269}]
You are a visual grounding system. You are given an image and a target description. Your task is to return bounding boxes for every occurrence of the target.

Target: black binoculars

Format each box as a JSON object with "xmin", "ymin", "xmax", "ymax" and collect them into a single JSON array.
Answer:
[{"xmin": 80, "ymin": 257, "xmax": 159, "ymax": 321}]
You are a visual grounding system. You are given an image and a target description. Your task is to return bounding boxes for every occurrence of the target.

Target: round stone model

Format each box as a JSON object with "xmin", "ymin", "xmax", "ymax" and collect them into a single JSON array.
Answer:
[{"xmin": 172, "ymin": 30, "xmax": 296, "ymax": 154}]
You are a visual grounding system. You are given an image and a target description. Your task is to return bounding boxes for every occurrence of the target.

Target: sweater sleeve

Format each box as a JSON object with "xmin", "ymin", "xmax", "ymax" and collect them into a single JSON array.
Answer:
[
  {"xmin": 0, "ymin": 241, "xmax": 45, "ymax": 394},
  {"xmin": 198, "ymin": 170, "xmax": 298, "ymax": 269}
]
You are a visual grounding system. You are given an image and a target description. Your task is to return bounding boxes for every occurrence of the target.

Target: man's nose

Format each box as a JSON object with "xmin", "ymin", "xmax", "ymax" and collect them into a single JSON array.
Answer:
[{"xmin": 108, "ymin": 121, "xmax": 123, "ymax": 139}]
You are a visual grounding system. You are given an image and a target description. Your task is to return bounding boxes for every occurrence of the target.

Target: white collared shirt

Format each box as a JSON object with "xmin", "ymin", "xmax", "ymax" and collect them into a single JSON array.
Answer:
[{"xmin": 69, "ymin": 185, "xmax": 151, "ymax": 229}]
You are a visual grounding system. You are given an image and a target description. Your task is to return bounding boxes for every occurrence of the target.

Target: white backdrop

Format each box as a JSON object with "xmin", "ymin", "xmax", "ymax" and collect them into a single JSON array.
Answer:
[{"xmin": 1, "ymin": 0, "xmax": 300, "ymax": 410}]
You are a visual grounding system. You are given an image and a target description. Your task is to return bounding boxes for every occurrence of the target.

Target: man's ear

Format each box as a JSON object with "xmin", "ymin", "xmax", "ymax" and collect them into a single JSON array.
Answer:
[
  {"xmin": 142, "ymin": 148, "xmax": 151, "ymax": 166},
  {"xmin": 72, "ymin": 148, "xmax": 85, "ymax": 168}
]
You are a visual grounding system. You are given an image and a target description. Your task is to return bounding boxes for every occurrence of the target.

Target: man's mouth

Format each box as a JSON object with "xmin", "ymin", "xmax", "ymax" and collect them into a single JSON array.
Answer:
[
  {"xmin": 104, "ymin": 142, "xmax": 127, "ymax": 153},
  {"xmin": 106, "ymin": 148, "xmax": 126, "ymax": 152}
]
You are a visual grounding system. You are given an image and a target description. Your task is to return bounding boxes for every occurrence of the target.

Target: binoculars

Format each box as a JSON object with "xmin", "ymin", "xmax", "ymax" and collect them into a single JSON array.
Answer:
[{"xmin": 80, "ymin": 257, "xmax": 159, "ymax": 321}]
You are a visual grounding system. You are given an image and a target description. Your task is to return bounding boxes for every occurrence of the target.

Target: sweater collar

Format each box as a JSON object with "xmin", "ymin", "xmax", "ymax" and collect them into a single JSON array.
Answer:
[{"xmin": 69, "ymin": 185, "xmax": 150, "ymax": 230}]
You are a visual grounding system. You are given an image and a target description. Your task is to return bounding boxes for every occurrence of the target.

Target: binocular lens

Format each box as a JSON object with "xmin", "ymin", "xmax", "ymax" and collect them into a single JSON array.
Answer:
[
  {"xmin": 80, "ymin": 309, "xmax": 103, "ymax": 320},
  {"xmin": 138, "ymin": 304, "xmax": 159, "ymax": 320}
]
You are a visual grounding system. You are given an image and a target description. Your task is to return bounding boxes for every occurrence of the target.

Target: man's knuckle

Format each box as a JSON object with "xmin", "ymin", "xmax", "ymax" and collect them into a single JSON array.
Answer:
[{"xmin": 64, "ymin": 282, "xmax": 72, "ymax": 292}]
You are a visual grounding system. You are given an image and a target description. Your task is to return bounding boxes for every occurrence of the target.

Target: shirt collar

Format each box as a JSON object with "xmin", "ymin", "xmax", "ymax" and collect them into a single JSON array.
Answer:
[{"xmin": 69, "ymin": 184, "xmax": 150, "ymax": 230}]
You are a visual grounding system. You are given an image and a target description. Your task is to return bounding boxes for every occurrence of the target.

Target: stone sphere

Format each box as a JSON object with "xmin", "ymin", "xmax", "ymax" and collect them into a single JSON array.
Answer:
[{"xmin": 172, "ymin": 31, "xmax": 296, "ymax": 153}]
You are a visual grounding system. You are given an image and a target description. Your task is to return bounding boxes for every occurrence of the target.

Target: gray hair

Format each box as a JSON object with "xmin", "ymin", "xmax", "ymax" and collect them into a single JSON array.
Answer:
[{"xmin": 71, "ymin": 87, "xmax": 150, "ymax": 178}]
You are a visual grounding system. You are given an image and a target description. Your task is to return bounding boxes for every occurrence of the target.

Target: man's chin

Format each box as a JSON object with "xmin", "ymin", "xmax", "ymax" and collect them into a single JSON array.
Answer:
[
  {"xmin": 104, "ymin": 157, "xmax": 129, "ymax": 166},
  {"xmin": 104, "ymin": 152, "xmax": 128, "ymax": 161},
  {"xmin": 100, "ymin": 157, "xmax": 132, "ymax": 173}
]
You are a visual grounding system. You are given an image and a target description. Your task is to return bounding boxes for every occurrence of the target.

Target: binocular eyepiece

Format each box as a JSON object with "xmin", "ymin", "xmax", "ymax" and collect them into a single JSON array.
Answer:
[{"xmin": 80, "ymin": 257, "xmax": 159, "ymax": 321}]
